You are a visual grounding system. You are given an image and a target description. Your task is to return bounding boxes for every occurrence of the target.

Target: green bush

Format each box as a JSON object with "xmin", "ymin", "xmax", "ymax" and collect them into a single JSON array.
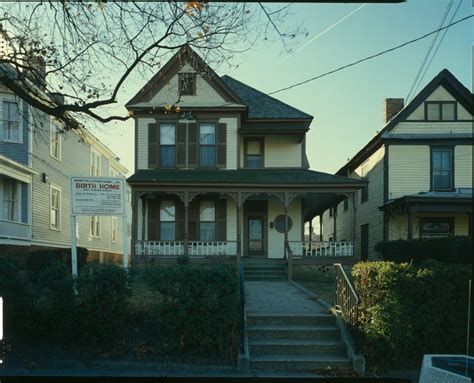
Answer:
[
  {"xmin": 374, "ymin": 236, "xmax": 472, "ymax": 264},
  {"xmin": 25, "ymin": 247, "xmax": 89, "ymax": 277},
  {"xmin": 75, "ymin": 263, "xmax": 131, "ymax": 351},
  {"xmin": 144, "ymin": 264, "xmax": 242, "ymax": 362},
  {"xmin": 352, "ymin": 260, "xmax": 472, "ymax": 370}
]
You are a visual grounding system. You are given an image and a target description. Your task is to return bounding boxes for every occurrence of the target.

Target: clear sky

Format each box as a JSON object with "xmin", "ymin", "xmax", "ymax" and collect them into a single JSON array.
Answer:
[{"xmin": 91, "ymin": 0, "xmax": 473, "ymax": 176}]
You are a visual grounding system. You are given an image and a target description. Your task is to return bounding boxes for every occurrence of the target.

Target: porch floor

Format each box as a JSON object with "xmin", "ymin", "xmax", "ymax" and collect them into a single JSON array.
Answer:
[{"xmin": 245, "ymin": 281, "xmax": 326, "ymax": 314}]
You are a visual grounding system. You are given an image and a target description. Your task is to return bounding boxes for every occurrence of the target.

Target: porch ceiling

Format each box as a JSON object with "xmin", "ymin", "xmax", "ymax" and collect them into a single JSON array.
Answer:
[{"xmin": 303, "ymin": 192, "xmax": 347, "ymax": 221}]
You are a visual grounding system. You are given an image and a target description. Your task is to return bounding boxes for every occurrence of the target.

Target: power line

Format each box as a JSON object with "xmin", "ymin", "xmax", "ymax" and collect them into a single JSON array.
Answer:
[
  {"xmin": 268, "ymin": 14, "xmax": 473, "ymax": 96},
  {"xmin": 405, "ymin": 0, "xmax": 454, "ymax": 102}
]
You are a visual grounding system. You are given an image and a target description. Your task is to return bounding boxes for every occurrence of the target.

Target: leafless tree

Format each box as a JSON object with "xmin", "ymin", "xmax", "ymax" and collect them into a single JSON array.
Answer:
[{"xmin": 0, "ymin": 1, "xmax": 304, "ymax": 130}]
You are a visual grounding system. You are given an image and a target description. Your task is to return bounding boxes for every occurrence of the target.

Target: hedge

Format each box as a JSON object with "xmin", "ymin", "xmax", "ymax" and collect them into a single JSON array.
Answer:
[
  {"xmin": 374, "ymin": 236, "xmax": 472, "ymax": 264},
  {"xmin": 26, "ymin": 247, "xmax": 89, "ymax": 276},
  {"xmin": 143, "ymin": 264, "xmax": 242, "ymax": 362},
  {"xmin": 352, "ymin": 260, "xmax": 472, "ymax": 370}
]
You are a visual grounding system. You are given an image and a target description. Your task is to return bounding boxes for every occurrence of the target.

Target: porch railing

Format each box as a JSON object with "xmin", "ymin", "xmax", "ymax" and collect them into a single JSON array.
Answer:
[
  {"xmin": 0, "ymin": 219, "xmax": 30, "ymax": 240},
  {"xmin": 134, "ymin": 240, "xmax": 237, "ymax": 257},
  {"xmin": 334, "ymin": 263, "xmax": 359, "ymax": 326},
  {"xmin": 288, "ymin": 241, "xmax": 354, "ymax": 257}
]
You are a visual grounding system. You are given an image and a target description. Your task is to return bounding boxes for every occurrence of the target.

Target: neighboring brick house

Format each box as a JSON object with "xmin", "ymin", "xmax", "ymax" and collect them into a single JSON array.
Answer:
[
  {"xmin": 321, "ymin": 69, "xmax": 473, "ymax": 260},
  {"xmin": 0, "ymin": 66, "xmax": 131, "ymax": 261},
  {"xmin": 126, "ymin": 45, "xmax": 365, "ymax": 264}
]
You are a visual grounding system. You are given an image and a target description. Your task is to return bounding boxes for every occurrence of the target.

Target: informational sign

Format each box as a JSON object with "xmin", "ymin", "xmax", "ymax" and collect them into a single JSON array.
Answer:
[{"xmin": 71, "ymin": 177, "xmax": 125, "ymax": 216}]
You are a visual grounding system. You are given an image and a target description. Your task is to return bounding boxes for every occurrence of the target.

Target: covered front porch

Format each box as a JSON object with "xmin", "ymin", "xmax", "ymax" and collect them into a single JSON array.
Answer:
[{"xmin": 128, "ymin": 169, "xmax": 365, "ymax": 265}]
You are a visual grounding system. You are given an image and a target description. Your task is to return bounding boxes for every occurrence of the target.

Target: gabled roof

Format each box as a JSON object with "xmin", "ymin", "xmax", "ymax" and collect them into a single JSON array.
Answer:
[
  {"xmin": 336, "ymin": 69, "xmax": 473, "ymax": 176},
  {"xmin": 221, "ymin": 75, "xmax": 313, "ymax": 120},
  {"xmin": 126, "ymin": 45, "xmax": 243, "ymax": 107}
]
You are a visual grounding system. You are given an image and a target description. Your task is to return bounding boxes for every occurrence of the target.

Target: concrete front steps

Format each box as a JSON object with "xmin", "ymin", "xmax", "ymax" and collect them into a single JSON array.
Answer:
[
  {"xmin": 247, "ymin": 313, "xmax": 351, "ymax": 371},
  {"xmin": 243, "ymin": 259, "xmax": 287, "ymax": 281}
]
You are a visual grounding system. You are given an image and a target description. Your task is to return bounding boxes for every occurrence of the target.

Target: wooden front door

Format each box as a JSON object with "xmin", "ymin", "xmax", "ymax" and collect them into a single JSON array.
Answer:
[{"xmin": 247, "ymin": 214, "xmax": 265, "ymax": 256}]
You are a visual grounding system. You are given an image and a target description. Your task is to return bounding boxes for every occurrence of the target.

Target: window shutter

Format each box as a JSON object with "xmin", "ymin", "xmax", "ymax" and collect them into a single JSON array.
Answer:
[
  {"xmin": 177, "ymin": 123, "xmax": 186, "ymax": 168},
  {"xmin": 188, "ymin": 123, "xmax": 198, "ymax": 168},
  {"xmin": 188, "ymin": 199, "xmax": 199, "ymax": 240},
  {"xmin": 148, "ymin": 123, "xmax": 159, "ymax": 168},
  {"xmin": 175, "ymin": 199, "xmax": 185, "ymax": 241},
  {"xmin": 217, "ymin": 123, "xmax": 227, "ymax": 168},
  {"xmin": 216, "ymin": 198, "xmax": 227, "ymax": 241},
  {"xmin": 147, "ymin": 199, "xmax": 159, "ymax": 240}
]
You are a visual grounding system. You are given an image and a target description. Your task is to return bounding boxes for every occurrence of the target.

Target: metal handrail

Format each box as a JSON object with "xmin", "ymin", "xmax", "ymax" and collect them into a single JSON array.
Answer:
[{"xmin": 334, "ymin": 263, "xmax": 360, "ymax": 326}]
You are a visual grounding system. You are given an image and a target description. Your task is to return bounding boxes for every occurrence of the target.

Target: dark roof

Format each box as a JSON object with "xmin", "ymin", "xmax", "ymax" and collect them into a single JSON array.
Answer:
[
  {"xmin": 337, "ymin": 69, "xmax": 473, "ymax": 176},
  {"xmin": 221, "ymin": 75, "xmax": 313, "ymax": 120},
  {"xmin": 127, "ymin": 169, "xmax": 363, "ymax": 186}
]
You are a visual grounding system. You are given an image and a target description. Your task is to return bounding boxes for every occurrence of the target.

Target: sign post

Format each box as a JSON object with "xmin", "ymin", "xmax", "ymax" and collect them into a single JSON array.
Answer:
[{"xmin": 70, "ymin": 177, "xmax": 126, "ymax": 276}]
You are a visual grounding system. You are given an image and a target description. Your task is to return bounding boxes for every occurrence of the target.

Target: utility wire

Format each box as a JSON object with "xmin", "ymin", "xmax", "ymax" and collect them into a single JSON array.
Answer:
[
  {"xmin": 405, "ymin": 0, "xmax": 454, "ymax": 102},
  {"xmin": 268, "ymin": 14, "xmax": 473, "ymax": 96}
]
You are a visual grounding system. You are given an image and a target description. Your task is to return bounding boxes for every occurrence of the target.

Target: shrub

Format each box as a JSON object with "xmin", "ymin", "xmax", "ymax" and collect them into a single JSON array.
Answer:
[
  {"xmin": 374, "ymin": 236, "xmax": 472, "ymax": 264},
  {"xmin": 75, "ymin": 263, "xmax": 131, "ymax": 351},
  {"xmin": 25, "ymin": 247, "xmax": 89, "ymax": 277},
  {"xmin": 144, "ymin": 264, "xmax": 242, "ymax": 362},
  {"xmin": 352, "ymin": 260, "xmax": 472, "ymax": 370}
]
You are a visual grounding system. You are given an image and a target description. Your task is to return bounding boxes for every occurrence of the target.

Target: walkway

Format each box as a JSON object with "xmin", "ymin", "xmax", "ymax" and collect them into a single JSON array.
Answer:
[{"xmin": 245, "ymin": 281, "xmax": 327, "ymax": 314}]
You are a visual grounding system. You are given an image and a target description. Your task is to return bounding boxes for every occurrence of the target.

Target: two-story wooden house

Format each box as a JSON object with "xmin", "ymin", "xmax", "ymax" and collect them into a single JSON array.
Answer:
[
  {"xmin": 321, "ymin": 69, "xmax": 473, "ymax": 260},
  {"xmin": 126, "ymin": 46, "xmax": 365, "ymax": 264}
]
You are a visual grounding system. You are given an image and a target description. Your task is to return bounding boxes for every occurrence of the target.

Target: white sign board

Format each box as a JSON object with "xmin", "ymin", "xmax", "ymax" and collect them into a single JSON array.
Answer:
[{"xmin": 71, "ymin": 177, "xmax": 125, "ymax": 216}]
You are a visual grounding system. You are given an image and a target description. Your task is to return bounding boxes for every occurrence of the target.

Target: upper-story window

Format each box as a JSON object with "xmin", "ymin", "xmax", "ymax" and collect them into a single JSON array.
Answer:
[
  {"xmin": 425, "ymin": 101, "xmax": 457, "ymax": 121},
  {"xmin": 90, "ymin": 149, "xmax": 101, "ymax": 176},
  {"xmin": 178, "ymin": 73, "xmax": 196, "ymax": 96},
  {"xmin": 2, "ymin": 179, "xmax": 18, "ymax": 221},
  {"xmin": 431, "ymin": 147, "xmax": 453, "ymax": 191},
  {"xmin": 199, "ymin": 200, "xmax": 215, "ymax": 241},
  {"xmin": 160, "ymin": 201, "xmax": 175, "ymax": 240},
  {"xmin": 245, "ymin": 138, "xmax": 264, "ymax": 168},
  {"xmin": 160, "ymin": 124, "xmax": 176, "ymax": 167},
  {"xmin": 110, "ymin": 167, "xmax": 120, "ymax": 178},
  {"xmin": 199, "ymin": 123, "xmax": 216, "ymax": 167},
  {"xmin": 2, "ymin": 101, "xmax": 20, "ymax": 142},
  {"xmin": 50, "ymin": 122, "xmax": 61, "ymax": 160},
  {"xmin": 50, "ymin": 186, "xmax": 61, "ymax": 230}
]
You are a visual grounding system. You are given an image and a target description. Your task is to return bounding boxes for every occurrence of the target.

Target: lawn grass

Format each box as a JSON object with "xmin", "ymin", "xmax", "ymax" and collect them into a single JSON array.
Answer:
[{"xmin": 292, "ymin": 264, "xmax": 336, "ymax": 306}]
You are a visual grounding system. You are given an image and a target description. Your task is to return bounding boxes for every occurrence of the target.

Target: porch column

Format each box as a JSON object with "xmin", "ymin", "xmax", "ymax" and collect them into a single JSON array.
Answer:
[
  {"xmin": 236, "ymin": 192, "xmax": 242, "ymax": 267},
  {"xmin": 333, "ymin": 206, "xmax": 337, "ymax": 241},
  {"xmin": 407, "ymin": 207, "xmax": 413, "ymax": 240},
  {"xmin": 141, "ymin": 195, "xmax": 146, "ymax": 241},
  {"xmin": 309, "ymin": 219, "xmax": 313, "ymax": 242},
  {"xmin": 184, "ymin": 191, "xmax": 189, "ymax": 257}
]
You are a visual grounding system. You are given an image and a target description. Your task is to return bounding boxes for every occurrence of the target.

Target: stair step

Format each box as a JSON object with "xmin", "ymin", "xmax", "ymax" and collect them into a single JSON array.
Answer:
[
  {"xmin": 245, "ymin": 276, "xmax": 287, "ymax": 281},
  {"xmin": 244, "ymin": 266, "xmax": 287, "ymax": 272},
  {"xmin": 249, "ymin": 339, "xmax": 346, "ymax": 356},
  {"xmin": 247, "ymin": 313, "xmax": 335, "ymax": 326},
  {"xmin": 248, "ymin": 325, "xmax": 340, "ymax": 340},
  {"xmin": 250, "ymin": 354, "xmax": 351, "ymax": 371},
  {"xmin": 244, "ymin": 271, "xmax": 287, "ymax": 277}
]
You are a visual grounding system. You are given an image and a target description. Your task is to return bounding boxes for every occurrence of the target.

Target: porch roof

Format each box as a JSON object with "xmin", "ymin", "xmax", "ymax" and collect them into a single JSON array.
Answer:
[{"xmin": 127, "ymin": 169, "xmax": 364, "ymax": 186}]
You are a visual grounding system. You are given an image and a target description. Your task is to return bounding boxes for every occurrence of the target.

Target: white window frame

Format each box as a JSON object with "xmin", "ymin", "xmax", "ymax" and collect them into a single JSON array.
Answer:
[
  {"xmin": 50, "ymin": 185, "xmax": 61, "ymax": 231},
  {"xmin": 2, "ymin": 100, "xmax": 22, "ymax": 143},
  {"xmin": 0, "ymin": 178, "xmax": 21, "ymax": 222},
  {"xmin": 90, "ymin": 215, "xmax": 101, "ymax": 238},
  {"xmin": 90, "ymin": 149, "xmax": 101, "ymax": 176},
  {"xmin": 49, "ymin": 120, "xmax": 62, "ymax": 160},
  {"xmin": 111, "ymin": 216, "xmax": 118, "ymax": 243}
]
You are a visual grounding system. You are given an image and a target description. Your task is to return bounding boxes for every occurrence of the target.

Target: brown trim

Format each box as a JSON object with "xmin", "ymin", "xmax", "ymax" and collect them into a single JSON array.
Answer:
[
  {"xmin": 134, "ymin": 118, "xmax": 138, "ymax": 172},
  {"xmin": 393, "ymin": 119, "xmax": 474, "ymax": 123},
  {"xmin": 243, "ymin": 137, "xmax": 264, "ymax": 168},
  {"xmin": 430, "ymin": 145, "xmax": 455, "ymax": 192},
  {"xmin": 424, "ymin": 101, "xmax": 457, "ymax": 121},
  {"xmin": 386, "ymin": 138, "xmax": 473, "ymax": 145},
  {"xmin": 237, "ymin": 114, "xmax": 241, "ymax": 169}
]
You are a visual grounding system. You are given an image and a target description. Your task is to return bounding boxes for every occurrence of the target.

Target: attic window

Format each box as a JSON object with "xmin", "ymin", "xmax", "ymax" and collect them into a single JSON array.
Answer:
[
  {"xmin": 425, "ymin": 101, "xmax": 457, "ymax": 121},
  {"xmin": 179, "ymin": 73, "xmax": 196, "ymax": 96}
]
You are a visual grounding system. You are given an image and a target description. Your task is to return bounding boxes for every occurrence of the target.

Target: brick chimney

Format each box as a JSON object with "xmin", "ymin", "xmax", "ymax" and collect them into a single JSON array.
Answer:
[{"xmin": 383, "ymin": 98, "xmax": 404, "ymax": 124}]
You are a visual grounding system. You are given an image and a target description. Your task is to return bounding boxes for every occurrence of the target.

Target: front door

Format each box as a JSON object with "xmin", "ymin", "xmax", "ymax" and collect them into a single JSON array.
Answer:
[{"xmin": 247, "ymin": 215, "xmax": 265, "ymax": 256}]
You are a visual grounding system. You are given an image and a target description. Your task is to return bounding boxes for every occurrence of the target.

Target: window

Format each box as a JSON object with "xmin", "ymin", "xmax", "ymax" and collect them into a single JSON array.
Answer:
[
  {"xmin": 90, "ymin": 149, "xmax": 101, "ymax": 176},
  {"xmin": 50, "ymin": 186, "xmax": 61, "ymax": 230},
  {"xmin": 425, "ymin": 102, "xmax": 457, "ymax": 121},
  {"xmin": 199, "ymin": 123, "xmax": 216, "ymax": 167},
  {"xmin": 2, "ymin": 101, "xmax": 20, "ymax": 142},
  {"xmin": 420, "ymin": 217, "xmax": 454, "ymax": 239},
  {"xmin": 50, "ymin": 122, "xmax": 61, "ymax": 160},
  {"xmin": 199, "ymin": 200, "xmax": 215, "ymax": 240},
  {"xmin": 274, "ymin": 215, "xmax": 293, "ymax": 233},
  {"xmin": 111, "ymin": 217, "xmax": 118, "ymax": 242},
  {"xmin": 160, "ymin": 124, "xmax": 176, "ymax": 167},
  {"xmin": 431, "ymin": 148, "xmax": 453, "ymax": 191},
  {"xmin": 90, "ymin": 216, "xmax": 100, "ymax": 237},
  {"xmin": 178, "ymin": 73, "xmax": 196, "ymax": 96},
  {"xmin": 2, "ymin": 179, "xmax": 18, "ymax": 221},
  {"xmin": 245, "ymin": 138, "xmax": 263, "ymax": 168},
  {"xmin": 160, "ymin": 201, "xmax": 175, "ymax": 240}
]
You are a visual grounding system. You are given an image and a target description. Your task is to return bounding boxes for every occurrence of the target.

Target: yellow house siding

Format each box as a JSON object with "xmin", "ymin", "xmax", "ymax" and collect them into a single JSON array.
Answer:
[
  {"xmin": 268, "ymin": 199, "xmax": 302, "ymax": 258},
  {"xmin": 388, "ymin": 145, "xmax": 430, "ymax": 199},
  {"xmin": 136, "ymin": 117, "xmax": 153, "ymax": 170},
  {"xmin": 264, "ymin": 136, "xmax": 302, "ymax": 168},
  {"xmin": 221, "ymin": 117, "xmax": 238, "ymax": 170},
  {"xmin": 391, "ymin": 121, "xmax": 472, "ymax": 134},
  {"xmin": 455, "ymin": 145, "xmax": 472, "ymax": 188}
]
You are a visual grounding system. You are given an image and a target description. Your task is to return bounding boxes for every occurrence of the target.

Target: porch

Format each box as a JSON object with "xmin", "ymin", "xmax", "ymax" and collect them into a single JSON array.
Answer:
[{"xmin": 128, "ymin": 169, "xmax": 366, "ymax": 266}]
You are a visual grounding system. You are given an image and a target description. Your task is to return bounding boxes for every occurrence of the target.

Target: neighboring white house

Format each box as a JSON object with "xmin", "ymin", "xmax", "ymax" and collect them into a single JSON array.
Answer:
[
  {"xmin": 0, "ymin": 75, "xmax": 131, "ymax": 262},
  {"xmin": 126, "ymin": 45, "xmax": 364, "ymax": 264},
  {"xmin": 320, "ymin": 69, "xmax": 473, "ymax": 260}
]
